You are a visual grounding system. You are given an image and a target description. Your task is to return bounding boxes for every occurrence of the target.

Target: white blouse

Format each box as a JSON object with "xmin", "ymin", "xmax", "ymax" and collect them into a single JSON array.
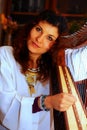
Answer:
[
  {"xmin": 65, "ymin": 45, "xmax": 87, "ymax": 81},
  {"xmin": 0, "ymin": 46, "xmax": 50, "ymax": 130}
]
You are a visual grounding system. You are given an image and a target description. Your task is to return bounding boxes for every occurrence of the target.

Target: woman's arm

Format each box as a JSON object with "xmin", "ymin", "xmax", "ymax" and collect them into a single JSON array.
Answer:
[
  {"xmin": 0, "ymin": 47, "xmax": 34, "ymax": 130},
  {"xmin": 65, "ymin": 45, "xmax": 87, "ymax": 81},
  {"xmin": 38, "ymin": 93, "xmax": 76, "ymax": 111}
]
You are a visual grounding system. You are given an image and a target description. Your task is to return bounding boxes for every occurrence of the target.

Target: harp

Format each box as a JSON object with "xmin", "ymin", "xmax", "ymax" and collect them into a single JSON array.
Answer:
[
  {"xmin": 59, "ymin": 22, "xmax": 87, "ymax": 48},
  {"xmin": 58, "ymin": 65, "xmax": 87, "ymax": 130}
]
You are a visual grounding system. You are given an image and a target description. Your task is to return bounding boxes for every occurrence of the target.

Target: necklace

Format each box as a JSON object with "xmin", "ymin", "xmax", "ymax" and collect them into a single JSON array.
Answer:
[
  {"xmin": 28, "ymin": 67, "xmax": 40, "ymax": 73},
  {"xmin": 25, "ymin": 68, "xmax": 40, "ymax": 95}
]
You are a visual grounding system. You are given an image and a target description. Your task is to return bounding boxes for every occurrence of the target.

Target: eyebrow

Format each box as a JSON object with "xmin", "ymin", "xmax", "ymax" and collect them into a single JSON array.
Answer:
[
  {"xmin": 49, "ymin": 35, "xmax": 57, "ymax": 39},
  {"xmin": 37, "ymin": 24, "xmax": 58, "ymax": 39}
]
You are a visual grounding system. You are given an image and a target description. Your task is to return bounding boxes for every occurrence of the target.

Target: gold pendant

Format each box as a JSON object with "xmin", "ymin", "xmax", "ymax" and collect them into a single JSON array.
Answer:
[{"xmin": 29, "ymin": 85, "xmax": 36, "ymax": 95}]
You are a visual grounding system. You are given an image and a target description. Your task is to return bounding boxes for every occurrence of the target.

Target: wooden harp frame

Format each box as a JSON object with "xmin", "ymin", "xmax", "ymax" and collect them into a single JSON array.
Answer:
[{"xmin": 58, "ymin": 66, "xmax": 87, "ymax": 130}]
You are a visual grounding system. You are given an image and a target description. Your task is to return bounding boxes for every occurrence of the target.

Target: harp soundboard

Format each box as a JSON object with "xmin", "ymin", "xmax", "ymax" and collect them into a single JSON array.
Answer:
[{"xmin": 58, "ymin": 66, "xmax": 87, "ymax": 130}]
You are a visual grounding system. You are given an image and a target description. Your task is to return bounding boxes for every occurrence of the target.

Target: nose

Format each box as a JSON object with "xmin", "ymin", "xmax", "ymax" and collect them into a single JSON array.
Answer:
[{"xmin": 36, "ymin": 34, "xmax": 44, "ymax": 43}]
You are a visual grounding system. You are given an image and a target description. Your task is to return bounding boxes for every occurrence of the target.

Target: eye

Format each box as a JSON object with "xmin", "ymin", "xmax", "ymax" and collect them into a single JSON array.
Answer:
[
  {"xmin": 35, "ymin": 26, "xmax": 42, "ymax": 32},
  {"xmin": 47, "ymin": 36, "xmax": 54, "ymax": 41}
]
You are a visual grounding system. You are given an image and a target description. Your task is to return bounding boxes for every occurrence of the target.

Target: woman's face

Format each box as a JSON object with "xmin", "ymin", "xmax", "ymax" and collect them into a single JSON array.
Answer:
[{"xmin": 27, "ymin": 21, "xmax": 59, "ymax": 56}]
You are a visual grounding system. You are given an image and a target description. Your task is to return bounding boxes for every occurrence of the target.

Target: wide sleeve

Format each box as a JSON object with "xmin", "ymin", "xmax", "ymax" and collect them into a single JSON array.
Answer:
[
  {"xmin": 65, "ymin": 46, "xmax": 87, "ymax": 81},
  {"xmin": 0, "ymin": 47, "xmax": 34, "ymax": 130}
]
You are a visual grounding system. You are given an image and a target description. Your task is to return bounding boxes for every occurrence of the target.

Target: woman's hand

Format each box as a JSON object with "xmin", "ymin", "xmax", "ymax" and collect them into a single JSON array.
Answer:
[{"xmin": 45, "ymin": 93, "xmax": 77, "ymax": 112}]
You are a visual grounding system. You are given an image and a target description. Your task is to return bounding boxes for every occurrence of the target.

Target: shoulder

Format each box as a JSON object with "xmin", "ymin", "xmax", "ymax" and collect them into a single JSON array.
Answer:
[
  {"xmin": 0, "ymin": 46, "xmax": 13, "ymax": 58},
  {"xmin": 0, "ymin": 45, "xmax": 13, "ymax": 53},
  {"xmin": 0, "ymin": 46, "xmax": 16, "ymax": 65},
  {"xmin": 65, "ymin": 45, "xmax": 87, "ymax": 55}
]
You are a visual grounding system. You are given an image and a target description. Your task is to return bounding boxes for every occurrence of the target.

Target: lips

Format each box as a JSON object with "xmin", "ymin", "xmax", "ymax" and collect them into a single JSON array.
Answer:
[{"xmin": 32, "ymin": 41, "xmax": 40, "ymax": 48}]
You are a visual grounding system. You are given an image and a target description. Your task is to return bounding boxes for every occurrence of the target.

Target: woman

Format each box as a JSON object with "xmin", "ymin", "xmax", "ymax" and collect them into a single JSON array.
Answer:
[{"xmin": 0, "ymin": 10, "xmax": 76, "ymax": 130}]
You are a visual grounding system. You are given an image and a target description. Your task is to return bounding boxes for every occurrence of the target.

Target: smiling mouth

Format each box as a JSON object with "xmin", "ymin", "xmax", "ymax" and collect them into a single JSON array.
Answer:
[{"xmin": 32, "ymin": 41, "xmax": 40, "ymax": 48}]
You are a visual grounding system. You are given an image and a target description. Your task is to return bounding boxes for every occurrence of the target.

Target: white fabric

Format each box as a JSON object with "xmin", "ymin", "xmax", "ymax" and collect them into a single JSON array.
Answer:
[
  {"xmin": 0, "ymin": 46, "xmax": 50, "ymax": 130},
  {"xmin": 65, "ymin": 45, "xmax": 87, "ymax": 81}
]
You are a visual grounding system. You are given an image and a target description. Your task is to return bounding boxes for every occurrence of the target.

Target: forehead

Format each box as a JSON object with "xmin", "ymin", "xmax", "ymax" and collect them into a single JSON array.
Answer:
[{"xmin": 37, "ymin": 21, "xmax": 59, "ymax": 37}]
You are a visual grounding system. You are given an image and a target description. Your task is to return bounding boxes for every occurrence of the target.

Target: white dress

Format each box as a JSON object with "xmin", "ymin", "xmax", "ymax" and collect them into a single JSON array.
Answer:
[
  {"xmin": 65, "ymin": 45, "xmax": 87, "ymax": 81},
  {"xmin": 0, "ymin": 46, "xmax": 50, "ymax": 130}
]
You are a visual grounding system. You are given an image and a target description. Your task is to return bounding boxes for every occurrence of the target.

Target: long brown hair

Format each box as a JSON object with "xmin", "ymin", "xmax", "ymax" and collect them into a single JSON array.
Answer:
[{"xmin": 12, "ymin": 10, "xmax": 64, "ymax": 81}]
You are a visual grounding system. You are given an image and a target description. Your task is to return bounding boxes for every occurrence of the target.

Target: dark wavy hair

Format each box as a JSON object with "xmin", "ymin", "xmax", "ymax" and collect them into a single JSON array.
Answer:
[{"xmin": 12, "ymin": 10, "xmax": 64, "ymax": 81}]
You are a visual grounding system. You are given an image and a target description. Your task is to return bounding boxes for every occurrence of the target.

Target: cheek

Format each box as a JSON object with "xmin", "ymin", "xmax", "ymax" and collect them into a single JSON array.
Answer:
[
  {"xmin": 29, "ymin": 31, "xmax": 33, "ymax": 39},
  {"xmin": 44, "ymin": 42, "xmax": 55, "ymax": 50},
  {"xmin": 29, "ymin": 29, "xmax": 36, "ymax": 39},
  {"xmin": 27, "ymin": 31, "xmax": 35, "ymax": 44},
  {"xmin": 48, "ymin": 41, "xmax": 55, "ymax": 48}
]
